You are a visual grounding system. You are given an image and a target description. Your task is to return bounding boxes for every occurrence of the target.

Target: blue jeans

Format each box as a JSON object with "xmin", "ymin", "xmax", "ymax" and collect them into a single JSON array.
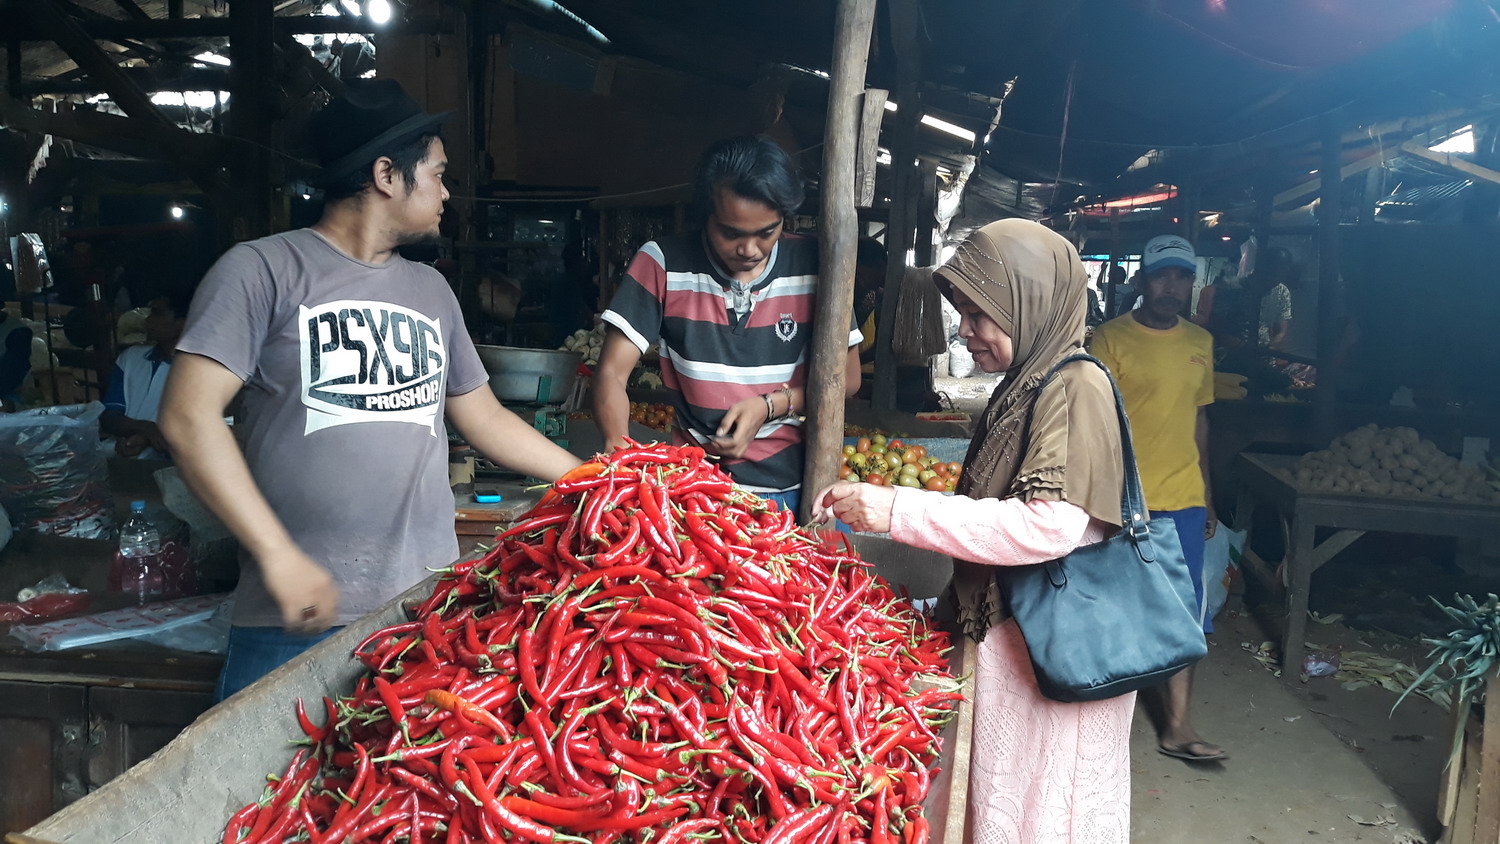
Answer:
[
  {"xmin": 762, "ymin": 489, "xmax": 801, "ymax": 514},
  {"xmin": 1152, "ymin": 507, "xmax": 1211, "ymax": 633},
  {"xmin": 215, "ymin": 625, "xmax": 343, "ymax": 702}
]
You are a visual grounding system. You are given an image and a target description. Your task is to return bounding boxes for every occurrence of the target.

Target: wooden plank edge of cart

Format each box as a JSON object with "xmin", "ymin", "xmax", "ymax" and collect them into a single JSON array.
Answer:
[
  {"xmin": 15, "ymin": 541, "xmax": 974, "ymax": 844},
  {"xmin": 1436, "ymin": 673, "xmax": 1500, "ymax": 844}
]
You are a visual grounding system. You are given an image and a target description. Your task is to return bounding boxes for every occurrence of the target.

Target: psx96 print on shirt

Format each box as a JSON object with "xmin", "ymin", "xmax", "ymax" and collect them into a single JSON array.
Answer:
[{"xmin": 298, "ymin": 300, "xmax": 448, "ymax": 435}]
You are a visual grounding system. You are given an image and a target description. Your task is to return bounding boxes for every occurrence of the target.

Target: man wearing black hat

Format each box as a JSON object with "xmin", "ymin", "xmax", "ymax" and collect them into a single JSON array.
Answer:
[{"xmin": 160, "ymin": 80, "xmax": 582, "ymax": 700}]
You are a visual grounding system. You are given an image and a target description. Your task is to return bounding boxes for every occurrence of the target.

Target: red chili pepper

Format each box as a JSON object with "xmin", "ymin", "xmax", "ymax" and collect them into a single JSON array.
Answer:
[
  {"xmin": 765, "ymin": 804, "xmax": 836, "ymax": 844},
  {"xmin": 424, "ymin": 689, "xmax": 510, "ymax": 739}
]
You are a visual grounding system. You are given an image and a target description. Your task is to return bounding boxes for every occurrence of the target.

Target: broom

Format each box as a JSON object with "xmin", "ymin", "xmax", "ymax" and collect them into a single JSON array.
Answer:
[{"xmin": 891, "ymin": 266, "xmax": 947, "ymax": 366}]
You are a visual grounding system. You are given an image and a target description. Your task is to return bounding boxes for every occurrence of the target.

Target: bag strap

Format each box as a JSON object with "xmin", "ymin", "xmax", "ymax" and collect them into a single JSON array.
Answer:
[{"xmin": 1020, "ymin": 353, "xmax": 1157, "ymax": 558}]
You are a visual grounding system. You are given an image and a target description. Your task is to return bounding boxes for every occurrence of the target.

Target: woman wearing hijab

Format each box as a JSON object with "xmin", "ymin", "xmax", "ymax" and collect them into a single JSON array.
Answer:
[{"xmin": 815, "ymin": 220, "xmax": 1133, "ymax": 842}]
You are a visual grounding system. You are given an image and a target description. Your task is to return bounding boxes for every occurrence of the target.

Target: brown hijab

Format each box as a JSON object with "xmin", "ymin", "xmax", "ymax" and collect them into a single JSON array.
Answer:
[{"xmin": 933, "ymin": 219, "xmax": 1125, "ymax": 642}]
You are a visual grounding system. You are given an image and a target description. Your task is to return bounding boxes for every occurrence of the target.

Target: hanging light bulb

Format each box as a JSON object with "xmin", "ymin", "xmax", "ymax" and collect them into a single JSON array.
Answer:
[{"xmin": 367, "ymin": 0, "xmax": 393, "ymax": 24}]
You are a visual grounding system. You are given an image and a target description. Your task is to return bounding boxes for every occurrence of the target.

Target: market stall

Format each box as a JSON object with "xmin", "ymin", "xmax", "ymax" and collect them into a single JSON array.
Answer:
[
  {"xmin": 0, "ymin": 459, "xmax": 225, "ymax": 832},
  {"xmin": 1232, "ymin": 450, "xmax": 1500, "ymax": 676}
]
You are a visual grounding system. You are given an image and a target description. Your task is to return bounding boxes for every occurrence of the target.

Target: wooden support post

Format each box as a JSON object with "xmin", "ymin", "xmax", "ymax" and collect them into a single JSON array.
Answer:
[
  {"xmin": 871, "ymin": 0, "xmax": 921, "ymax": 412},
  {"xmin": 597, "ymin": 209, "xmax": 612, "ymax": 313},
  {"xmin": 1104, "ymin": 208, "xmax": 1121, "ymax": 318},
  {"xmin": 800, "ymin": 0, "xmax": 876, "ymax": 519},
  {"xmin": 1361, "ymin": 159, "xmax": 1384, "ymax": 223},
  {"xmin": 229, "ymin": 0, "xmax": 277, "ymax": 242},
  {"xmin": 853, "ymin": 88, "xmax": 888, "ymax": 209},
  {"xmin": 1182, "ymin": 157, "xmax": 1203, "ymax": 245},
  {"xmin": 5, "ymin": 38, "xmax": 20, "ymax": 102},
  {"xmin": 1314, "ymin": 113, "xmax": 1342, "ymax": 440},
  {"xmin": 914, "ymin": 158, "xmax": 938, "ymax": 266},
  {"xmin": 167, "ymin": 0, "xmax": 183, "ymax": 19}
]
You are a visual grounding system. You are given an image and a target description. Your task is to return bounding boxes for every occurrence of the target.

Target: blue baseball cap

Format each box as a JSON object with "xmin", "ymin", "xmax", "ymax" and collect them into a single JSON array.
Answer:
[{"xmin": 1142, "ymin": 235, "xmax": 1197, "ymax": 276}]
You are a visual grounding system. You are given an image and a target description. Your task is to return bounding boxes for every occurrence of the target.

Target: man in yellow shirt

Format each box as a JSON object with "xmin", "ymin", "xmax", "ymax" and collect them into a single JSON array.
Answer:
[{"xmin": 1091, "ymin": 234, "xmax": 1225, "ymax": 763}]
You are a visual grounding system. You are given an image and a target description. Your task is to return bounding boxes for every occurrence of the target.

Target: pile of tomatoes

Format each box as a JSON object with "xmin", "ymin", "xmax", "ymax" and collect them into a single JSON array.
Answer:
[
  {"xmin": 629, "ymin": 402, "xmax": 676, "ymax": 432},
  {"xmin": 840, "ymin": 435, "xmax": 962, "ymax": 492}
]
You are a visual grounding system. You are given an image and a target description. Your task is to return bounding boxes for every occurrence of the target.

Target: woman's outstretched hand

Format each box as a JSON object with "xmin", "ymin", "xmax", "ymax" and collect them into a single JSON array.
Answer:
[{"xmin": 813, "ymin": 480, "xmax": 898, "ymax": 534}]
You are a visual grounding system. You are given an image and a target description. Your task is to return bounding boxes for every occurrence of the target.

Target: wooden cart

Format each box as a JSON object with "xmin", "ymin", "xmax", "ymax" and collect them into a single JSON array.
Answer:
[{"xmin": 9, "ymin": 536, "xmax": 973, "ymax": 844}]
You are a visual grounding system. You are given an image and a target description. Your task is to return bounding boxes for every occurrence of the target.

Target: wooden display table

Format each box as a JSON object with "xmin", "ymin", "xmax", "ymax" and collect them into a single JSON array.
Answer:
[
  {"xmin": 0, "ymin": 536, "xmax": 221, "ymax": 835},
  {"xmin": 1232, "ymin": 453, "xmax": 1500, "ymax": 676}
]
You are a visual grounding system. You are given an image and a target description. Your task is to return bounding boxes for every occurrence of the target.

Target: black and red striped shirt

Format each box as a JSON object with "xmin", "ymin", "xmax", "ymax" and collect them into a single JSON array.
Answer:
[{"xmin": 602, "ymin": 233, "xmax": 862, "ymax": 492}]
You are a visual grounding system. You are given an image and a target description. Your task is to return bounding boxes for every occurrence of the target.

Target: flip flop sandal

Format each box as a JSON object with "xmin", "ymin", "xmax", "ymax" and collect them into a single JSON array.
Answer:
[{"xmin": 1158, "ymin": 741, "xmax": 1228, "ymax": 762}]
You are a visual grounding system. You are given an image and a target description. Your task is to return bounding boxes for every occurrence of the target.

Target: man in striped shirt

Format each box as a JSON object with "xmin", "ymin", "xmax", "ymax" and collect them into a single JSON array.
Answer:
[{"xmin": 595, "ymin": 136, "xmax": 862, "ymax": 513}]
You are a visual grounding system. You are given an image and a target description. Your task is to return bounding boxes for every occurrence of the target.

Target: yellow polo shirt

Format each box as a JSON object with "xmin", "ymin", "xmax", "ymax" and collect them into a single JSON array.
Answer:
[{"xmin": 1089, "ymin": 314, "xmax": 1214, "ymax": 512}]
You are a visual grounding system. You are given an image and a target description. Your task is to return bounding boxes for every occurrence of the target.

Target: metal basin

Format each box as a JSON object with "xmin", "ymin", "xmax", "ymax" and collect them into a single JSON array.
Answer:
[{"xmin": 475, "ymin": 345, "xmax": 582, "ymax": 405}]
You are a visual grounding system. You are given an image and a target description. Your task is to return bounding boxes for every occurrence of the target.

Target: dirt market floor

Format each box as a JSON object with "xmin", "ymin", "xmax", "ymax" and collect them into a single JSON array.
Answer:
[{"xmin": 1129, "ymin": 608, "xmax": 1447, "ymax": 843}]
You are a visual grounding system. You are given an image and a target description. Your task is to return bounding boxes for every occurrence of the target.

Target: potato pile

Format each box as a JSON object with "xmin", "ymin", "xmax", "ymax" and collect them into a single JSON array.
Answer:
[
  {"xmin": 560, "ymin": 325, "xmax": 605, "ymax": 366},
  {"xmin": 1294, "ymin": 425, "xmax": 1500, "ymax": 503}
]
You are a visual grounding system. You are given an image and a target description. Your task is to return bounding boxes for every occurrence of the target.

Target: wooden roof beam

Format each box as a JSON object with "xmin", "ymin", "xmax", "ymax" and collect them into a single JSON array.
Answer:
[
  {"xmin": 7, "ymin": 16, "xmax": 451, "ymax": 41},
  {"xmin": 26, "ymin": 0, "xmax": 173, "ymax": 127},
  {"xmin": 111, "ymin": 0, "xmax": 152, "ymax": 23},
  {"xmin": 1399, "ymin": 139, "xmax": 1500, "ymax": 187}
]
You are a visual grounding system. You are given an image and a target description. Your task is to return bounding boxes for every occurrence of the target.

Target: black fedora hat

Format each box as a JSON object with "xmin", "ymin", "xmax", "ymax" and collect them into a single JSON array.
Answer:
[{"xmin": 309, "ymin": 78, "xmax": 450, "ymax": 188}]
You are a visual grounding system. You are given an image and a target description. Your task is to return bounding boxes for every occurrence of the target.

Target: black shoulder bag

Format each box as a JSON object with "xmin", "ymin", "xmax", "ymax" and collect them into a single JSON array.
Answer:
[{"xmin": 1002, "ymin": 353, "xmax": 1208, "ymax": 703}]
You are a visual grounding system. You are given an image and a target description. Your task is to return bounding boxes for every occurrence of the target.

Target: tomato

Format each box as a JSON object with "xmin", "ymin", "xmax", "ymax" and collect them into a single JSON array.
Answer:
[
  {"xmin": 946, "ymin": 462, "xmax": 963, "ymax": 477},
  {"xmin": 842, "ymin": 470, "xmax": 860, "ymax": 482},
  {"xmin": 899, "ymin": 463, "xmax": 920, "ymax": 478},
  {"xmin": 903, "ymin": 450, "xmax": 922, "ymax": 466},
  {"xmin": 842, "ymin": 445, "xmax": 857, "ymax": 457},
  {"xmin": 865, "ymin": 473, "xmax": 888, "ymax": 486},
  {"xmin": 907, "ymin": 445, "xmax": 926, "ymax": 459},
  {"xmin": 918, "ymin": 470, "xmax": 937, "ymax": 484},
  {"xmin": 923, "ymin": 477, "xmax": 947, "ymax": 491},
  {"xmin": 849, "ymin": 453, "xmax": 869, "ymax": 469},
  {"xmin": 899, "ymin": 475, "xmax": 922, "ymax": 488},
  {"xmin": 870, "ymin": 444, "xmax": 887, "ymax": 455},
  {"xmin": 871, "ymin": 434, "xmax": 888, "ymax": 447},
  {"xmin": 888, "ymin": 439, "xmax": 903, "ymax": 450},
  {"xmin": 856, "ymin": 437, "xmax": 871, "ymax": 454}
]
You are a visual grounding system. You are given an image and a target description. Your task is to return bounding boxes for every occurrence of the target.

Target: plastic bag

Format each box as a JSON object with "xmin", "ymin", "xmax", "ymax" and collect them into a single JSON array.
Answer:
[
  {"xmin": 0, "ymin": 591, "xmax": 92, "ymax": 624},
  {"xmin": 0, "ymin": 402, "xmax": 115, "ymax": 539},
  {"xmin": 948, "ymin": 342, "xmax": 975, "ymax": 378},
  {"xmin": 7, "ymin": 593, "xmax": 229, "ymax": 652},
  {"xmin": 135, "ymin": 599, "xmax": 231, "ymax": 654},
  {"xmin": 1204, "ymin": 525, "xmax": 1246, "ymax": 622},
  {"xmin": 1302, "ymin": 649, "xmax": 1341, "ymax": 678}
]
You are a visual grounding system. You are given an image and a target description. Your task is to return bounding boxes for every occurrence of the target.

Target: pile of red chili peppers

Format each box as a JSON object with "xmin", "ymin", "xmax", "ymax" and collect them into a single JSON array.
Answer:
[{"xmin": 223, "ymin": 443, "xmax": 960, "ymax": 844}]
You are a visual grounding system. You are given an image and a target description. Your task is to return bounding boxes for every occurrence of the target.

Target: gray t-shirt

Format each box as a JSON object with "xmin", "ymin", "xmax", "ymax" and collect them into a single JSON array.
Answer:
[{"xmin": 178, "ymin": 229, "xmax": 487, "ymax": 626}]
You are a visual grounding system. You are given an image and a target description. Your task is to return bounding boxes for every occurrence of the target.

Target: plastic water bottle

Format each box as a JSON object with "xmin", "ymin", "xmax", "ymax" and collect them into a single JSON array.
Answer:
[{"xmin": 114, "ymin": 501, "xmax": 164, "ymax": 604}]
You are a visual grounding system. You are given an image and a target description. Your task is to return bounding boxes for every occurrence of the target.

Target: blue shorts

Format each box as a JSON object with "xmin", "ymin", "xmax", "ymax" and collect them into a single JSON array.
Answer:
[
  {"xmin": 1152, "ymin": 507, "xmax": 1211, "ymax": 634},
  {"xmin": 215, "ymin": 625, "xmax": 343, "ymax": 703}
]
